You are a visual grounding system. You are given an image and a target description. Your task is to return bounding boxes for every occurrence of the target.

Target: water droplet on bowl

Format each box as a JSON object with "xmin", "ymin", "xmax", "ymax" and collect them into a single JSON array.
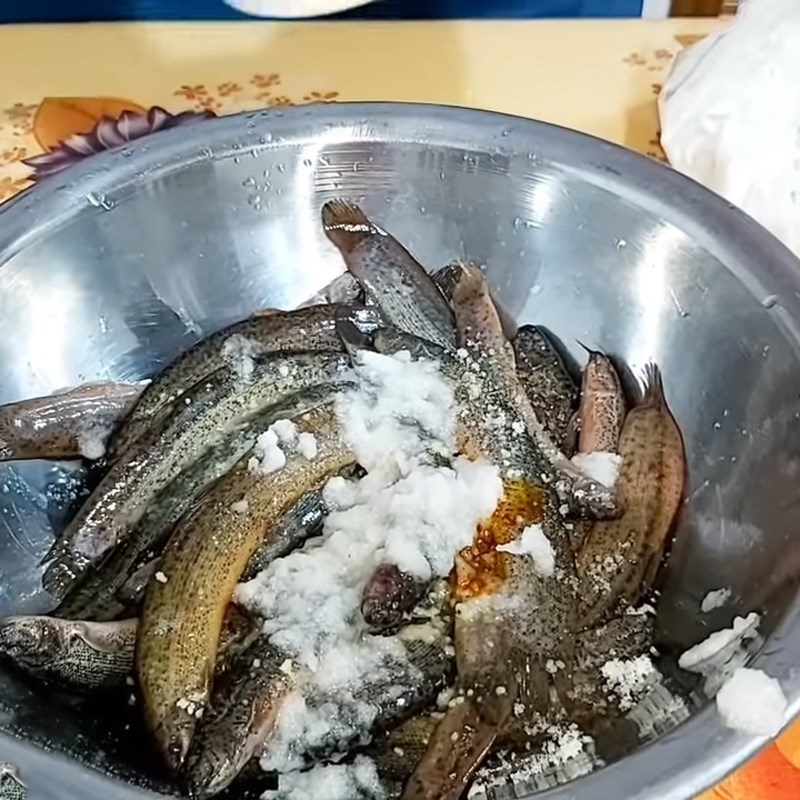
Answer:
[
  {"xmin": 86, "ymin": 192, "xmax": 115, "ymax": 211},
  {"xmin": 761, "ymin": 294, "xmax": 778, "ymax": 309},
  {"xmin": 242, "ymin": 177, "xmax": 256, "ymax": 188}
]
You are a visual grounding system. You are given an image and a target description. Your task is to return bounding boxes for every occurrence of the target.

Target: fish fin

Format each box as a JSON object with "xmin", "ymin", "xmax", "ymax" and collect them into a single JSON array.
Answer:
[
  {"xmin": 321, "ymin": 200, "xmax": 376, "ymax": 254},
  {"xmin": 641, "ymin": 363, "xmax": 665, "ymax": 409},
  {"xmin": 401, "ymin": 693, "xmax": 512, "ymax": 800},
  {"xmin": 576, "ymin": 339, "xmax": 600, "ymax": 356}
]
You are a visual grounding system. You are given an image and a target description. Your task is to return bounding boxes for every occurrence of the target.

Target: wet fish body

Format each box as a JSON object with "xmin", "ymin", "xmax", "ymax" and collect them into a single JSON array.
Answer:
[
  {"xmin": 577, "ymin": 349, "xmax": 625, "ymax": 454},
  {"xmin": 56, "ymin": 386, "xmax": 341, "ymax": 620},
  {"xmin": 43, "ymin": 350, "xmax": 353, "ymax": 601},
  {"xmin": 513, "ymin": 325, "xmax": 578, "ymax": 449},
  {"xmin": 136, "ymin": 405, "xmax": 355, "ymax": 772},
  {"xmin": 0, "ymin": 382, "xmax": 141, "ymax": 463},
  {"xmin": 576, "ymin": 365, "xmax": 685, "ymax": 629},
  {"xmin": 107, "ymin": 303, "xmax": 381, "ymax": 459},
  {"xmin": 187, "ymin": 631, "xmax": 453, "ymax": 798},
  {"xmin": 321, "ymin": 201, "xmax": 456, "ymax": 349},
  {"xmin": 0, "ymin": 616, "xmax": 136, "ymax": 691}
]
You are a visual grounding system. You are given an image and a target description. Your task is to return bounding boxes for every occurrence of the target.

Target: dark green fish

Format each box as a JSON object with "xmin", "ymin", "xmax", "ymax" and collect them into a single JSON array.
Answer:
[
  {"xmin": 43, "ymin": 350, "xmax": 353, "ymax": 601},
  {"xmin": 321, "ymin": 200, "xmax": 456, "ymax": 349},
  {"xmin": 0, "ymin": 382, "xmax": 141, "ymax": 462},
  {"xmin": 107, "ymin": 303, "xmax": 381, "ymax": 460}
]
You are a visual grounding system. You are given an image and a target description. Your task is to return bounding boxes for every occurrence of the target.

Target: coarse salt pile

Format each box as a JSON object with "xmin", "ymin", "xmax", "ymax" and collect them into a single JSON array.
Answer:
[
  {"xmin": 261, "ymin": 755, "xmax": 384, "ymax": 800},
  {"xmin": 248, "ymin": 418, "xmax": 317, "ymax": 476},
  {"xmin": 601, "ymin": 655, "xmax": 658, "ymax": 711},
  {"xmin": 700, "ymin": 587, "xmax": 732, "ymax": 613},
  {"xmin": 496, "ymin": 523, "xmax": 555, "ymax": 577},
  {"xmin": 237, "ymin": 349, "xmax": 502, "ymax": 774},
  {"xmin": 716, "ymin": 667, "xmax": 787, "ymax": 736},
  {"xmin": 570, "ymin": 451, "xmax": 622, "ymax": 489},
  {"xmin": 222, "ymin": 333, "xmax": 259, "ymax": 383},
  {"xmin": 678, "ymin": 613, "xmax": 760, "ymax": 672}
]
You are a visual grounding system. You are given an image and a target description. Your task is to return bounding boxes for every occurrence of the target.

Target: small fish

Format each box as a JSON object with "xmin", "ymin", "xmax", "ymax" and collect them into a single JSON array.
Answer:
[
  {"xmin": 43, "ymin": 350, "xmax": 353, "ymax": 601},
  {"xmin": 361, "ymin": 564, "xmax": 430, "ymax": 634},
  {"xmin": 136, "ymin": 405, "xmax": 355, "ymax": 773},
  {"xmin": 321, "ymin": 200, "xmax": 456, "ymax": 349},
  {"xmin": 576, "ymin": 365, "xmax": 686, "ymax": 629},
  {"xmin": 0, "ymin": 616, "xmax": 136, "ymax": 691},
  {"xmin": 107, "ymin": 303, "xmax": 381, "ymax": 459},
  {"xmin": 577, "ymin": 348, "xmax": 625, "ymax": 454},
  {"xmin": 450, "ymin": 265, "xmax": 617, "ymax": 519},
  {"xmin": 513, "ymin": 326, "xmax": 579, "ymax": 449},
  {"xmin": 187, "ymin": 629, "xmax": 454, "ymax": 798},
  {"xmin": 0, "ymin": 382, "xmax": 141, "ymax": 462},
  {"xmin": 56, "ymin": 386, "xmax": 342, "ymax": 620}
]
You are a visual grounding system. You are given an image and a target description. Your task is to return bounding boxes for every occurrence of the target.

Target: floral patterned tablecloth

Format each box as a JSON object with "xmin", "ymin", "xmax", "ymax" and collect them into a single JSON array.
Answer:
[{"xmin": 0, "ymin": 17, "xmax": 797, "ymax": 800}]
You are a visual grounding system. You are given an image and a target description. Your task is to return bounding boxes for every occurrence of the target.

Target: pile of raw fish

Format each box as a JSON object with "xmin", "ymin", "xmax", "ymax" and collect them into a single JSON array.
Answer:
[{"xmin": 0, "ymin": 201, "xmax": 686, "ymax": 800}]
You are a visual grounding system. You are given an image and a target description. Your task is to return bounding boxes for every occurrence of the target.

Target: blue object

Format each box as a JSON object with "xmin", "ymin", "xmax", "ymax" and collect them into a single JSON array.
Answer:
[{"xmin": 0, "ymin": 0, "xmax": 644, "ymax": 23}]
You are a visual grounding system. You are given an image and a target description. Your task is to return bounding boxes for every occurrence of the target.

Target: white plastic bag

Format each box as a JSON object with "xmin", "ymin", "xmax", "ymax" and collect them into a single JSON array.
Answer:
[{"xmin": 659, "ymin": 0, "xmax": 800, "ymax": 257}]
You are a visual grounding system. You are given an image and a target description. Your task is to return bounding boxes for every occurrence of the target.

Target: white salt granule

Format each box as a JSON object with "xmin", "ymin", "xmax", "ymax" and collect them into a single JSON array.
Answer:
[
  {"xmin": 701, "ymin": 588, "xmax": 732, "ymax": 613},
  {"xmin": 231, "ymin": 499, "xmax": 249, "ymax": 514},
  {"xmin": 716, "ymin": 667, "xmax": 787, "ymax": 736},
  {"xmin": 248, "ymin": 429, "xmax": 286, "ymax": 475},
  {"xmin": 271, "ymin": 419, "xmax": 298, "ymax": 447},
  {"xmin": 570, "ymin": 451, "xmax": 622, "ymax": 489},
  {"xmin": 296, "ymin": 432, "xmax": 318, "ymax": 460},
  {"xmin": 601, "ymin": 655, "xmax": 657, "ymax": 710},
  {"xmin": 335, "ymin": 349, "xmax": 457, "ymax": 480},
  {"xmin": 154, "ymin": 571, "xmax": 168, "ymax": 584},
  {"xmin": 237, "ymin": 350, "xmax": 501, "ymax": 775},
  {"xmin": 496, "ymin": 524, "xmax": 555, "ymax": 576},
  {"xmin": 222, "ymin": 334, "xmax": 259, "ymax": 383},
  {"xmin": 78, "ymin": 423, "xmax": 111, "ymax": 461},
  {"xmin": 678, "ymin": 613, "xmax": 760, "ymax": 671},
  {"xmin": 261, "ymin": 755, "xmax": 385, "ymax": 800}
]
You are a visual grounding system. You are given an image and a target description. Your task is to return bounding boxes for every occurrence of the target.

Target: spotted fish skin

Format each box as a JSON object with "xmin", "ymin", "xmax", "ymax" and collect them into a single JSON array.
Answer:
[
  {"xmin": 43, "ymin": 350, "xmax": 353, "ymax": 601},
  {"xmin": 107, "ymin": 303, "xmax": 382, "ymax": 459},
  {"xmin": 322, "ymin": 200, "xmax": 456, "ymax": 349},
  {"xmin": 513, "ymin": 325, "xmax": 579, "ymax": 450},
  {"xmin": 136, "ymin": 405, "xmax": 355, "ymax": 773},
  {"xmin": 577, "ymin": 348, "xmax": 625, "ymax": 455},
  {"xmin": 0, "ymin": 616, "xmax": 136, "ymax": 691},
  {"xmin": 576, "ymin": 365, "xmax": 685, "ymax": 629},
  {"xmin": 0, "ymin": 382, "xmax": 141, "ymax": 463}
]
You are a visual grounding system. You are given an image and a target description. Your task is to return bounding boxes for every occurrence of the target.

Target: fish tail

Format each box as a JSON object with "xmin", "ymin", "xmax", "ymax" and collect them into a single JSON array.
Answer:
[
  {"xmin": 321, "ymin": 200, "xmax": 376, "ymax": 254},
  {"xmin": 642, "ymin": 363, "xmax": 665, "ymax": 409}
]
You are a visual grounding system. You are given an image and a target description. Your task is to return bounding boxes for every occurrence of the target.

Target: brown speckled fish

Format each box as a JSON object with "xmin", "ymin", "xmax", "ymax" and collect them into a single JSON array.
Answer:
[
  {"xmin": 321, "ymin": 200, "xmax": 456, "ymax": 349},
  {"xmin": 578, "ymin": 348, "xmax": 625, "ymax": 455},
  {"xmin": 576, "ymin": 365, "xmax": 685, "ymax": 629},
  {"xmin": 136, "ymin": 405, "xmax": 355, "ymax": 773},
  {"xmin": 0, "ymin": 382, "xmax": 141, "ymax": 463}
]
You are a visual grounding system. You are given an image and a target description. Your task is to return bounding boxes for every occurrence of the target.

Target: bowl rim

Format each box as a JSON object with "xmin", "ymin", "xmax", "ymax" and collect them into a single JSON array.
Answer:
[{"xmin": 0, "ymin": 101, "xmax": 798, "ymax": 800}]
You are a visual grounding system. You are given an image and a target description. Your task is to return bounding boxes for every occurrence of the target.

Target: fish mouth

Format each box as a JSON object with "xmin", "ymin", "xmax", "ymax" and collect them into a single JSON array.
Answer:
[{"xmin": 155, "ymin": 712, "xmax": 197, "ymax": 775}]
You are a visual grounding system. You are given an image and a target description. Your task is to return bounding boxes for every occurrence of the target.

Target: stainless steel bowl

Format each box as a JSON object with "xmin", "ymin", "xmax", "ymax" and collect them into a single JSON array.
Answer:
[{"xmin": 0, "ymin": 103, "xmax": 798, "ymax": 800}]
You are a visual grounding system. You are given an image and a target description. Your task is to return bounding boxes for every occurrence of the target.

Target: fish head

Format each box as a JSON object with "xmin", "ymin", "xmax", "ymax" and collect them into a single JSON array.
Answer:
[
  {"xmin": 0, "ymin": 616, "xmax": 59, "ymax": 667},
  {"xmin": 154, "ymin": 708, "xmax": 197, "ymax": 775}
]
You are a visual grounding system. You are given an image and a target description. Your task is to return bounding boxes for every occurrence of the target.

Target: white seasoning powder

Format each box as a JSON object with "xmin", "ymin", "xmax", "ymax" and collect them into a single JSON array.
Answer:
[
  {"xmin": 248, "ymin": 429, "xmax": 286, "ymax": 475},
  {"xmin": 222, "ymin": 334, "xmax": 259, "ymax": 384},
  {"xmin": 570, "ymin": 451, "xmax": 622, "ymax": 489},
  {"xmin": 701, "ymin": 587, "xmax": 732, "ymax": 613},
  {"xmin": 716, "ymin": 667, "xmax": 787, "ymax": 736},
  {"xmin": 601, "ymin": 655, "xmax": 657, "ymax": 711},
  {"xmin": 261, "ymin": 755, "xmax": 385, "ymax": 800},
  {"xmin": 270, "ymin": 419, "xmax": 298, "ymax": 447},
  {"xmin": 496, "ymin": 524, "xmax": 555, "ymax": 577},
  {"xmin": 296, "ymin": 432, "xmax": 318, "ymax": 460},
  {"xmin": 678, "ymin": 613, "xmax": 760, "ymax": 671},
  {"xmin": 231, "ymin": 499, "xmax": 249, "ymax": 514}
]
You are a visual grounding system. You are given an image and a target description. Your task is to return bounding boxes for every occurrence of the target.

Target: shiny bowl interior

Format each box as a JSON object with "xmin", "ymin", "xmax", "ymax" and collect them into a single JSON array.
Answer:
[{"xmin": 0, "ymin": 103, "xmax": 798, "ymax": 800}]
